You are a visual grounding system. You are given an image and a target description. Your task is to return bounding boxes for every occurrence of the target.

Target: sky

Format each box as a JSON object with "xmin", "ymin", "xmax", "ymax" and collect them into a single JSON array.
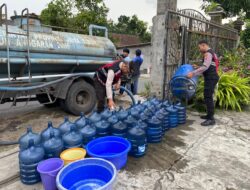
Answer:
[{"xmin": 0, "ymin": 0, "xmax": 205, "ymax": 26}]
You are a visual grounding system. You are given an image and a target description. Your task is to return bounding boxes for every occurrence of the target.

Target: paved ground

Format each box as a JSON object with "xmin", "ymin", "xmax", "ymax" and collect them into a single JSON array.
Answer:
[
  {"xmin": 115, "ymin": 111, "xmax": 250, "ymax": 190},
  {"xmin": 0, "ymin": 98, "xmax": 249, "ymax": 190}
]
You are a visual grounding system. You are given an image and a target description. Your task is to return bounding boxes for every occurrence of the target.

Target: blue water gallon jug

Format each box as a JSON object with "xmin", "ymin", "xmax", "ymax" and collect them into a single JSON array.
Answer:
[
  {"xmin": 155, "ymin": 102, "xmax": 163, "ymax": 111},
  {"xmin": 117, "ymin": 106, "xmax": 129, "ymax": 121},
  {"xmin": 134, "ymin": 100, "xmax": 146, "ymax": 113},
  {"xmin": 144, "ymin": 108, "xmax": 154, "ymax": 118},
  {"xmin": 162, "ymin": 100, "xmax": 171, "ymax": 108},
  {"xmin": 75, "ymin": 112, "xmax": 88, "ymax": 130},
  {"xmin": 19, "ymin": 139, "xmax": 45, "ymax": 185},
  {"xmin": 150, "ymin": 97, "xmax": 161, "ymax": 106},
  {"xmin": 100, "ymin": 108, "xmax": 113, "ymax": 120},
  {"xmin": 41, "ymin": 121, "xmax": 61, "ymax": 141},
  {"xmin": 19, "ymin": 127, "xmax": 41, "ymax": 150},
  {"xmin": 62, "ymin": 124, "xmax": 83, "ymax": 149},
  {"xmin": 140, "ymin": 112, "xmax": 149, "ymax": 123},
  {"xmin": 147, "ymin": 116, "xmax": 162, "ymax": 143},
  {"xmin": 94, "ymin": 120, "xmax": 111, "ymax": 137},
  {"xmin": 129, "ymin": 106, "xmax": 140, "ymax": 119},
  {"xmin": 127, "ymin": 126, "xmax": 147, "ymax": 157},
  {"xmin": 148, "ymin": 105, "xmax": 157, "ymax": 114},
  {"xmin": 111, "ymin": 121, "xmax": 128, "ymax": 138},
  {"xmin": 170, "ymin": 64, "xmax": 198, "ymax": 100},
  {"xmin": 43, "ymin": 131, "xmax": 63, "ymax": 158},
  {"xmin": 158, "ymin": 108, "xmax": 170, "ymax": 132},
  {"xmin": 166, "ymin": 105, "xmax": 179, "ymax": 128},
  {"xmin": 89, "ymin": 112, "xmax": 102, "ymax": 123},
  {"xmin": 154, "ymin": 112, "xmax": 165, "ymax": 135},
  {"xmin": 58, "ymin": 116, "xmax": 75, "ymax": 135},
  {"xmin": 174, "ymin": 103, "xmax": 187, "ymax": 124},
  {"xmin": 142, "ymin": 100, "xmax": 151, "ymax": 108},
  {"xmin": 108, "ymin": 114, "xmax": 119, "ymax": 126},
  {"xmin": 79, "ymin": 124, "xmax": 96, "ymax": 146},
  {"xmin": 124, "ymin": 115, "xmax": 137, "ymax": 130},
  {"xmin": 136, "ymin": 120, "xmax": 148, "ymax": 131}
]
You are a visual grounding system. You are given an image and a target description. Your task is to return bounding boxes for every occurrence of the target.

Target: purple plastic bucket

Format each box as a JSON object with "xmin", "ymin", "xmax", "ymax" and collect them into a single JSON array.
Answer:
[{"xmin": 37, "ymin": 158, "xmax": 64, "ymax": 190}]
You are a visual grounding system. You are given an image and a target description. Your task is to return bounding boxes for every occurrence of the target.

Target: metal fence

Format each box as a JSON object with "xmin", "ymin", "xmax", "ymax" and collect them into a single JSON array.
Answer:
[
  {"xmin": 163, "ymin": 9, "xmax": 239, "ymax": 99},
  {"xmin": 178, "ymin": 9, "xmax": 238, "ymax": 63}
]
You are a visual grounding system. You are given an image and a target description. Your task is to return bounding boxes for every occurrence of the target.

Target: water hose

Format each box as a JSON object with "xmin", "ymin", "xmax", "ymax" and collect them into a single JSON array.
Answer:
[
  {"xmin": 115, "ymin": 86, "xmax": 136, "ymax": 105},
  {"xmin": 0, "ymin": 141, "xmax": 18, "ymax": 146}
]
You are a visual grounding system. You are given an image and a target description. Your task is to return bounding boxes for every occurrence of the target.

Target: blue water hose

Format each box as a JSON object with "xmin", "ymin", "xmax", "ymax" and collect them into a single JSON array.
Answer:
[{"xmin": 114, "ymin": 86, "xmax": 136, "ymax": 106}]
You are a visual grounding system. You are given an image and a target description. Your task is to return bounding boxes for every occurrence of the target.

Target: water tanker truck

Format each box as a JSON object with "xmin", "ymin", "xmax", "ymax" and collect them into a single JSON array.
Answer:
[{"xmin": 0, "ymin": 4, "xmax": 117, "ymax": 115}]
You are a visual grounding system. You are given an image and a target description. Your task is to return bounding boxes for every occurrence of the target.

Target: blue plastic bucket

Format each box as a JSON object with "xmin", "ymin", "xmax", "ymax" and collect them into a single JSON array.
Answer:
[
  {"xmin": 86, "ymin": 136, "xmax": 131, "ymax": 170},
  {"xmin": 170, "ymin": 64, "xmax": 198, "ymax": 100},
  {"xmin": 56, "ymin": 158, "xmax": 117, "ymax": 190}
]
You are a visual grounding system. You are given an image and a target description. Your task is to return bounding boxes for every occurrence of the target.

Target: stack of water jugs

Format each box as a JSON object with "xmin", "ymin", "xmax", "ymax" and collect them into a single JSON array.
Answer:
[{"xmin": 18, "ymin": 97, "xmax": 186, "ymax": 184}]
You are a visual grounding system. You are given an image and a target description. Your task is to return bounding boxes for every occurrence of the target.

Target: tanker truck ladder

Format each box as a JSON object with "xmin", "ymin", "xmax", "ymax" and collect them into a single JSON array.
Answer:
[{"xmin": 0, "ymin": 4, "xmax": 31, "ymax": 83}]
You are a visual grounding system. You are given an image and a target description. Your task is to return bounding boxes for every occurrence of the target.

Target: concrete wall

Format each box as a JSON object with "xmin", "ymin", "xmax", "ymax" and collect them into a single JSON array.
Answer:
[
  {"xmin": 117, "ymin": 43, "xmax": 152, "ymax": 74},
  {"xmin": 150, "ymin": 0, "xmax": 179, "ymax": 98}
]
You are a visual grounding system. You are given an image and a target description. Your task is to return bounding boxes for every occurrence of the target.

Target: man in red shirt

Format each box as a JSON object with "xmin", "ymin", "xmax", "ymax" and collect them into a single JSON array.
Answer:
[{"xmin": 94, "ymin": 61, "xmax": 129, "ymax": 113}]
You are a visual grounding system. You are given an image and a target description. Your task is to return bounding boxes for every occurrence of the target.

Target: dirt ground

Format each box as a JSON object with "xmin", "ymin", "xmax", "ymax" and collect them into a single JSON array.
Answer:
[{"xmin": 0, "ymin": 99, "xmax": 249, "ymax": 190}]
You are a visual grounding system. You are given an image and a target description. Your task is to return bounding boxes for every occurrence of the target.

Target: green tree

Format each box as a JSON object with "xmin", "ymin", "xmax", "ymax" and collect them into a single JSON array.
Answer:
[
  {"xmin": 109, "ymin": 15, "xmax": 151, "ymax": 42},
  {"xmin": 40, "ymin": 0, "xmax": 72, "ymax": 27},
  {"xmin": 40, "ymin": 0, "xmax": 109, "ymax": 34},
  {"xmin": 40, "ymin": 0, "xmax": 151, "ymax": 42},
  {"xmin": 202, "ymin": 0, "xmax": 250, "ymax": 19},
  {"xmin": 241, "ymin": 21, "xmax": 250, "ymax": 48}
]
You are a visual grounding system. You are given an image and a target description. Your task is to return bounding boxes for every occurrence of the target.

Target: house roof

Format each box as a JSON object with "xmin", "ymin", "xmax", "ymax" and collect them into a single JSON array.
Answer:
[{"xmin": 110, "ymin": 33, "xmax": 141, "ymax": 47}]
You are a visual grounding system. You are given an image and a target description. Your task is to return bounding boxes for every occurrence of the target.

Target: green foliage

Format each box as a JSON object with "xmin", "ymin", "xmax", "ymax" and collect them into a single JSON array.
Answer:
[
  {"xmin": 109, "ymin": 15, "xmax": 151, "ymax": 42},
  {"xmin": 192, "ymin": 79, "xmax": 206, "ymax": 112},
  {"xmin": 40, "ymin": 0, "xmax": 151, "ymax": 42},
  {"xmin": 241, "ymin": 21, "xmax": 250, "ymax": 48},
  {"xmin": 40, "ymin": 0, "xmax": 73, "ymax": 27},
  {"xmin": 221, "ymin": 48, "xmax": 241, "ymax": 68},
  {"xmin": 202, "ymin": 0, "xmax": 250, "ymax": 19},
  {"xmin": 216, "ymin": 71, "xmax": 250, "ymax": 111},
  {"xmin": 203, "ymin": 1, "xmax": 220, "ymax": 13},
  {"xmin": 139, "ymin": 82, "xmax": 151, "ymax": 98},
  {"xmin": 40, "ymin": 0, "xmax": 109, "ymax": 34},
  {"xmin": 194, "ymin": 71, "xmax": 250, "ymax": 112},
  {"xmin": 220, "ymin": 46, "xmax": 250, "ymax": 78}
]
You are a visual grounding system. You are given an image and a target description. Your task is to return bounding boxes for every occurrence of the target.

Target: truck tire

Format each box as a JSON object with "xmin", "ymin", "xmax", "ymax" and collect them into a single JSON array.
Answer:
[
  {"xmin": 36, "ymin": 94, "xmax": 59, "ymax": 108},
  {"xmin": 64, "ymin": 80, "xmax": 96, "ymax": 115}
]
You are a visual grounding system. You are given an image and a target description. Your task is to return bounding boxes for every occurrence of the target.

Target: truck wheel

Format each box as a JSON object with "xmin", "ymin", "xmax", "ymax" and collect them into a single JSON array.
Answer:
[
  {"xmin": 64, "ymin": 81, "xmax": 96, "ymax": 115},
  {"xmin": 36, "ymin": 94, "xmax": 59, "ymax": 108}
]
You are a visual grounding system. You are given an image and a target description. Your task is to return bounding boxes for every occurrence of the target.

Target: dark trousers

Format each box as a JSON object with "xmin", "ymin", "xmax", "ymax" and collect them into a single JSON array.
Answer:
[
  {"xmin": 94, "ymin": 78, "xmax": 106, "ymax": 113},
  {"xmin": 119, "ymin": 81, "xmax": 126, "ymax": 94},
  {"xmin": 204, "ymin": 78, "xmax": 219, "ymax": 120},
  {"xmin": 131, "ymin": 75, "xmax": 139, "ymax": 95}
]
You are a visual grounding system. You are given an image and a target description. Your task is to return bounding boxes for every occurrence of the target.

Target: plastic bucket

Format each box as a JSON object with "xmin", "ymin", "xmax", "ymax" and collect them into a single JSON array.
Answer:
[
  {"xmin": 37, "ymin": 158, "xmax": 64, "ymax": 190},
  {"xmin": 56, "ymin": 158, "xmax": 117, "ymax": 190},
  {"xmin": 86, "ymin": 136, "xmax": 131, "ymax": 170},
  {"xmin": 60, "ymin": 148, "xmax": 86, "ymax": 165}
]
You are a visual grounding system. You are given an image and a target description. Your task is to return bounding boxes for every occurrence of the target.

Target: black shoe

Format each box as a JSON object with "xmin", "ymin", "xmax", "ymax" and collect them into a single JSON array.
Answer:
[
  {"xmin": 201, "ymin": 119, "xmax": 215, "ymax": 126},
  {"xmin": 200, "ymin": 115, "xmax": 209, "ymax": 120}
]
